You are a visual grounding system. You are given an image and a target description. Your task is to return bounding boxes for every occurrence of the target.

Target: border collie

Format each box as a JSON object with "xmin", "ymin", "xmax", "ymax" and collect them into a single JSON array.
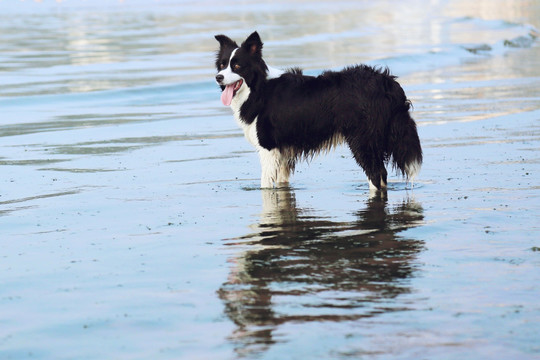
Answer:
[{"xmin": 214, "ymin": 31, "xmax": 422, "ymax": 191}]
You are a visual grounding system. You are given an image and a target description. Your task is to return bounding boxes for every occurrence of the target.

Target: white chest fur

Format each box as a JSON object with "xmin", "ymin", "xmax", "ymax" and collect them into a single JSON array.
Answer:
[
  {"xmin": 226, "ymin": 65, "xmax": 289, "ymax": 188},
  {"xmin": 230, "ymin": 85, "xmax": 261, "ymax": 149}
]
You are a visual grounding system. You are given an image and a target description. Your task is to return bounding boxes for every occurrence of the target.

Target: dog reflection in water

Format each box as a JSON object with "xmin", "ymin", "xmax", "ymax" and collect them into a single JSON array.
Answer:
[{"xmin": 219, "ymin": 188, "xmax": 424, "ymax": 356}]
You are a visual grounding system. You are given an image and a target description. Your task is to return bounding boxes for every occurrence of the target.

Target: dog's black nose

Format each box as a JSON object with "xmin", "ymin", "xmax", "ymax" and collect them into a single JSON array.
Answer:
[{"xmin": 215, "ymin": 74, "xmax": 224, "ymax": 83}]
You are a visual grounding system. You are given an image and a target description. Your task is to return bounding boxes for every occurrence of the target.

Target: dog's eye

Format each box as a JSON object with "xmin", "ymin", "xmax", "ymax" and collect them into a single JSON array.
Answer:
[
  {"xmin": 219, "ymin": 62, "xmax": 226, "ymax": 69},
  {"xmin": 233, "ymin": 64, "xmax": 241, "ymax": 71}
]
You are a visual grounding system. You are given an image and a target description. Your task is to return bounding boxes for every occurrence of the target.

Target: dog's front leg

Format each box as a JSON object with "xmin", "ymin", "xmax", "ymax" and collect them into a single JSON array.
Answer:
[
  {"xmin": 276, "ymin": 164, "xmax": 290, "ymax": 186},
  {"xmin": 258, "ymin": 149, "xmax": 279, "ymax": 188},
  {"xmin": 276, "ymin": 153, "xmax": 291, "ymax": 186}
]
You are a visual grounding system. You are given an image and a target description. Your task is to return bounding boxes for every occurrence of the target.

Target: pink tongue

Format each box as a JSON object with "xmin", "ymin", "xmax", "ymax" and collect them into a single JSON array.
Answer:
[{"xmin": 221, "ymin": 84, "xmax": 235, "ymax": 106}]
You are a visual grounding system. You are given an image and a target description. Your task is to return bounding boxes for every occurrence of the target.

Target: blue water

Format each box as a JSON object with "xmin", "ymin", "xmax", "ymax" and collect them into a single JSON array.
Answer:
[{"xmin": 1, "ymin": 1, "xmax": 540, "ymax": 359}]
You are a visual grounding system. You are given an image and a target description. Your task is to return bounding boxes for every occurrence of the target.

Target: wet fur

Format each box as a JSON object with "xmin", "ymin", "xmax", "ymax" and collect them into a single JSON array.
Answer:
[{"xmin": 215, "ymin": 32, "xmax": 422, "ymax": 190}]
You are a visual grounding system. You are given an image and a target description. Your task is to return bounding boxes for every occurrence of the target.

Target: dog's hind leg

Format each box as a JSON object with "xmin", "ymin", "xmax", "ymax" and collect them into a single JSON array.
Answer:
[
  {"xmin": 367, "ymin": 170, "xmax": 388, "ymax": 191},
  {"xmin": 348, "ymin": 141, "xmax": 387, "ymax": 191},
  {"xmin": 369, "ymin": 173, "xmax": 387, "ymax": 191}
]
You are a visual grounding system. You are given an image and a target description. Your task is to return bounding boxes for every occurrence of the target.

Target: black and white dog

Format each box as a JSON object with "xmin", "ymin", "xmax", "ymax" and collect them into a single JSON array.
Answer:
[{"xmin": 214, "ymin": 31, "xmax": 422, "ymax": 190}]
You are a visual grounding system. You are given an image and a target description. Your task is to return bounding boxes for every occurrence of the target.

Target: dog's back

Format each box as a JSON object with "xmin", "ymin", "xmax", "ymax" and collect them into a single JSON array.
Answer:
[{"xmin": 252, "ymin": 65, "xmax": 422, "ymax": 188}]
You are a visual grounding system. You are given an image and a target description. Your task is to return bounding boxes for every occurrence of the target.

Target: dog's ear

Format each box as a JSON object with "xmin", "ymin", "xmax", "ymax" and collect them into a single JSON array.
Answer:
[
  {"xmin": 214, "ymin": 34, "xmax": 237, "ymax": 48},
  {"xmin": 241, "ymin": 31, "xmax": 263, "ymax": 56}
]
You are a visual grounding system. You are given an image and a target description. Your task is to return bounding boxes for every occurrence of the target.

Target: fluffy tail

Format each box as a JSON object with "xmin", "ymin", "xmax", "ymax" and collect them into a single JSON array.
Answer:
[{"xmin": 388, "ymin": 101, "xmax": 423, "ymax": 181}]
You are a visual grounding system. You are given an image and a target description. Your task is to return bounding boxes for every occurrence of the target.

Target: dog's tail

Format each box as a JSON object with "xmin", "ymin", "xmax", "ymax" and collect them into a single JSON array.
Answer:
[{"xmin": 388, "ymin": 101, "xmax": 423, "ymax": 182}]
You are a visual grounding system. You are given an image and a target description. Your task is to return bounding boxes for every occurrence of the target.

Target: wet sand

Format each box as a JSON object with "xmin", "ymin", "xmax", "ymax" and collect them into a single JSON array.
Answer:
[{"xmin": 1, "ymin": 1, "xmax": 540, "ymax": 359}]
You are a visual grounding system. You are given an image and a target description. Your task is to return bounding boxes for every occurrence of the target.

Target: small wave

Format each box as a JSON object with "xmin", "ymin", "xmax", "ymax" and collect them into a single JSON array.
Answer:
[
  {"xmin": 465, "ymin": 31, "xmax": 538, "ymax": 55},
  {"xmin": 456, "ymin": 18, "xmax": 538, "ymax": 53},
  {"xmin": 372, "ymin": 18, "xmax": 538, "ymax": 76},
  {"xmin": 503, "ymin": 34, "xmax": 537, "ymax": 48}
]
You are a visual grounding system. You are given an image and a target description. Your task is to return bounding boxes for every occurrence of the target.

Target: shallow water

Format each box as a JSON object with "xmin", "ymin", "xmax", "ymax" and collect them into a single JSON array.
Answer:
[{"xmin": 1, "ymin": 0, "xmax": 540, "ymax": 359}]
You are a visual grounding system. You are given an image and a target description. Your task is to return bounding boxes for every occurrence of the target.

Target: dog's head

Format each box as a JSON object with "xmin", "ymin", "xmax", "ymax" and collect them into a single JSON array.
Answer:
[{"xmin": 214, "ymin": 31, "xmax": 268, "ymax": 106}]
